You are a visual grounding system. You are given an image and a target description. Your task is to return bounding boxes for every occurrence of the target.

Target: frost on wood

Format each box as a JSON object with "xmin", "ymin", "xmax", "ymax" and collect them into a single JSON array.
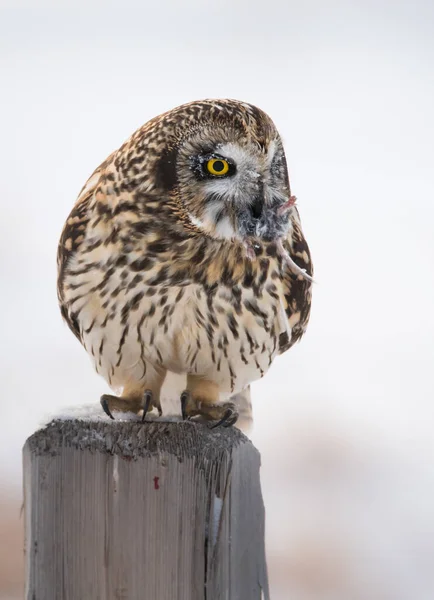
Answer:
[
  {"xmin": 23, "ymin": 420, "xmax": 269, "ymax": 600},
  {"xmin": 37, "ymin": 401, "xmax": 183, "ymax": 429}
]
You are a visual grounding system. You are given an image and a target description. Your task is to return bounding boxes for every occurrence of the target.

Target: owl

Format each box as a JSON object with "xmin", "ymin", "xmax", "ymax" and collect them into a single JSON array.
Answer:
[{"xmin": 57, "ymin": 99, "xmax": 313, "ymax": 428}]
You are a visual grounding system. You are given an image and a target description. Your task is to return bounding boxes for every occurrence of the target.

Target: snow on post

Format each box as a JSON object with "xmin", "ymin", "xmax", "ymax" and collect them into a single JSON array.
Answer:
[{"xmin": 23, "ymin": 417, "xmax": 269, "ymax": 600}]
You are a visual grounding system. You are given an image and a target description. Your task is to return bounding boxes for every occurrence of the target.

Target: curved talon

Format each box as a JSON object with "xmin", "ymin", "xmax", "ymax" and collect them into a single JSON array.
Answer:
[
  {"xmin": 223, "ymin": 411, "xmax": 239, "ymax": 428},
  {"xmin": 210, "ymin": 408, "xmax": 238, "ymax": 429},
  {"xmin": 100, "ymin": 396, "xmax": 115, "ymax": 420},
  {"xmin": 180, "ymin": 390, "xmax": 190, "ymax": 421},
  {"xmin": 142, "ymin": 389, "xmax": 153, "ymax": 422}
]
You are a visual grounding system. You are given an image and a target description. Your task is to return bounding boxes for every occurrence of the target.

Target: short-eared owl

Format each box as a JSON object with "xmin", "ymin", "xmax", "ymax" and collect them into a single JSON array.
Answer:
[{"xmin": 57, "ymin": 99, "xmax": 313, "ymax": 427}]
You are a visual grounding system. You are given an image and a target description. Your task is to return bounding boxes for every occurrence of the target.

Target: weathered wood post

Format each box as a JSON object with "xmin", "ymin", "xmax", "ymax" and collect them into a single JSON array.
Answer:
[{"xmin": 23, "ymin": 419, "xmax": 269, "ymax": 600}]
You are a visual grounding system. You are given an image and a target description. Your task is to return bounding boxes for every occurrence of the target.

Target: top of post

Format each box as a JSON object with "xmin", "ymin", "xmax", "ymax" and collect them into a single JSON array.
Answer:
[{"xmin": 24, "ymin": 418, "xmax": 253, "ymax": 463}]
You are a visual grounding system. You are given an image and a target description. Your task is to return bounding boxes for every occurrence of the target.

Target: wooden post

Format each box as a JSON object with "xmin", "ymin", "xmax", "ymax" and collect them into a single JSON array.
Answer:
[{"xmin": 23, "ymin": 419, "xmax": 269, "ymax": 600}]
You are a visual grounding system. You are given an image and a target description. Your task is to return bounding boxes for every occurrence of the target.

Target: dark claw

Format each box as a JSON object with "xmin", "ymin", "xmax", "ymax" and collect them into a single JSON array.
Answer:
[
  {"xmin": 100, "ymin": 396, "xmax": 115, "ymax": 420},
  {"xmin": 210, "ymin": 408, "xmax": 239, "ymax": 429},
  {"xmin": 223, "ymin": 412, "xmax": 239, "ymax": 427},
  {"xmin": 157, "ymin": 406, "xmax": 163, "ymax": 417},
  {"xmin": 180, "ymin": 391, "xmax": 190, "ymax": 421},
  {"xmin": 142, "ymin": 390, "xmax": 153, "ymax": 422}
]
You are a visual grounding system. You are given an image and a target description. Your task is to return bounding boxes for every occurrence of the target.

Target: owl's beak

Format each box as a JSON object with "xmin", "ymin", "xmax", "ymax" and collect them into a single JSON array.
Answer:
[
  {"xmin": 238, "ymin": 195, "xmax": 265, "ymax": 238},
  {"xmin": 249, "ymin": 195, "xmax": 263, "ymax": 220}
]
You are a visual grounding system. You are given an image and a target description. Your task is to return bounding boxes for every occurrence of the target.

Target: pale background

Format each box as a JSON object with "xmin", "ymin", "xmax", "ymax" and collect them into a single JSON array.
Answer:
[{"xmin": 1, "ymin": 1, "xmax": 434, "ymax": 598}]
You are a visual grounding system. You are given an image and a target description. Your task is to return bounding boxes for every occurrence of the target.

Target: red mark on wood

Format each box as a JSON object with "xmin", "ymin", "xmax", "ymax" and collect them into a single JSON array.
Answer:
[{"xmin": 153, "ymin": 476, "xmax": 160, "ymax": 490}]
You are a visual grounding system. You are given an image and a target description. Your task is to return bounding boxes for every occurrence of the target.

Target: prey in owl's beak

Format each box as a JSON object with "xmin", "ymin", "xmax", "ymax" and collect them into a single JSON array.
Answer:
[
  {"xmin": 236, "ymin": 192, "xmax": 295, "ymax": 244},
  {"xmin": 239, "ymin": 195, "xmax": 314, "ymax": 283}
]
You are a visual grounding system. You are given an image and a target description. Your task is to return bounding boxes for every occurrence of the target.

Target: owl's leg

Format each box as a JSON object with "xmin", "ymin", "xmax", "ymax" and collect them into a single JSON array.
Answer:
[
  {"xmin": 180, "ymin": 375, "xmax": 239, "ymax": 428},
  {"xmin": 229, "ymin": 386, "xmax": 253, "ymax": 434},
  {"xmin": 100, "ymin": 369, "xmax": 166, "ymax": 420}
]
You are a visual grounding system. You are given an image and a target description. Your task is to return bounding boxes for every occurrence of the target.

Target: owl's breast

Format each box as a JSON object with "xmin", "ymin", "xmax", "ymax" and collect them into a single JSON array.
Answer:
[
  {"xmin": 173, "ymin": 280, "xmax": 288, "ymax": 395},
  {"xmin": 63, "ymin": 246, "xmax": 288, "ymax": 395}
]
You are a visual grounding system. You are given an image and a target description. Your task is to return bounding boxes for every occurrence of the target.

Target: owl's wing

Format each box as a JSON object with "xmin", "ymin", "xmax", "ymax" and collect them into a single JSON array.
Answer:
[
  {"xmin": 57, "ymin": 159, "xmax": 110, "ymax": 341},
  {"xmin": 278, "ymin": 208, "xmax": 313, "ymax": 354}
]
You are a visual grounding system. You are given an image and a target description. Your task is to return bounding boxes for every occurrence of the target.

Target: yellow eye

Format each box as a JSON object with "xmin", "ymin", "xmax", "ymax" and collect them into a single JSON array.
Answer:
[{"xmin": 206, "ymin": 157, "xmax": 230, "ymax": 176}]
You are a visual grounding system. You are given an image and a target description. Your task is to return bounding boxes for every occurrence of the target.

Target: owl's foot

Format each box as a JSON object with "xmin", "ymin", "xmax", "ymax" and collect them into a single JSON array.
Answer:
[
  {"xmin": 180, "ymin": 391, "xmax": 239, "ymax": 428},
  {"xmin": 100, "ymin": 390, "xmax": 162, "ymax": 421},
  {"xmin": 100, "ymin": 395, "xmax": 141, "ymax": 419},
  {"xmin": 209, "ymin": 403, "xmax": 239, "ymax": 428}
]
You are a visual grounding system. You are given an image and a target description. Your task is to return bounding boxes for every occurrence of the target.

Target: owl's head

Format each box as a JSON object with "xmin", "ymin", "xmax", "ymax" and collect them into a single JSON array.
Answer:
[{"xmin": 150, "ymin": 99, "xmax": 294, "ymax": 245}]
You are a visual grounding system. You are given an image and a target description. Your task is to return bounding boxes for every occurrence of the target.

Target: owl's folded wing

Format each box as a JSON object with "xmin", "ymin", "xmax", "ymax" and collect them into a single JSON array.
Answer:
[
  {"xmin": 57, "ymin": 192, "xmax": 93, "ymax": 340},
  {"xmin": 278, "ymin": 208, "xmax": 313, "ymax": 354},
  {"xmin": 56, "ymin": 156, "xmax": 112, "ymax": 341}
]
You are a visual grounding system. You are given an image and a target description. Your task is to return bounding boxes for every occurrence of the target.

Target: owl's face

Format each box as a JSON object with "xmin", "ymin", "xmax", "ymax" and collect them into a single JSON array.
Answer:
[{"xmin": 154, "ymin": 101, "xmax": 293, "ymax": 244}]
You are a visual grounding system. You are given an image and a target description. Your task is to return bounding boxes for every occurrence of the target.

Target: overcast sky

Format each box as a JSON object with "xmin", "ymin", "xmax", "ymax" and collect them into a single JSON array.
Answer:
[{"xmin": 1, "ymin": 2, "xmax": 434, "ymax": 596}]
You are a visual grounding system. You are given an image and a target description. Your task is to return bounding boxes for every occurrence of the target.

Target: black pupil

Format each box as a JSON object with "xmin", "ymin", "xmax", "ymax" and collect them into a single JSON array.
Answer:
[{"xmin": 212, "ymin": 160, "xmax": 225, "ymax": 172}]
